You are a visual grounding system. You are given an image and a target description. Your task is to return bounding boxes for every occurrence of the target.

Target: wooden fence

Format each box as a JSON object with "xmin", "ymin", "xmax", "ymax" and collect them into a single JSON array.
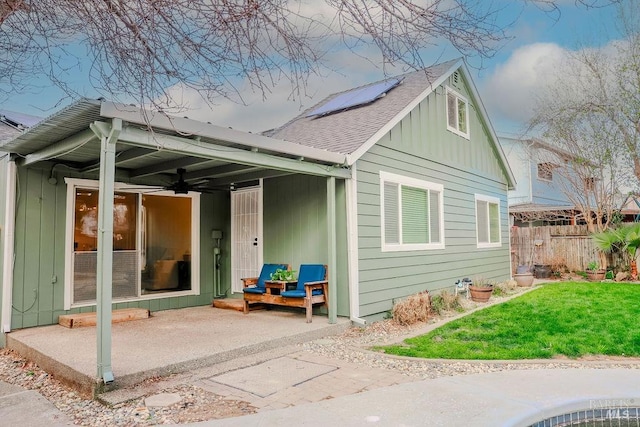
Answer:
[{"xmin": 510, "ymin": 225, "xmax": 623, "ymax": 272}]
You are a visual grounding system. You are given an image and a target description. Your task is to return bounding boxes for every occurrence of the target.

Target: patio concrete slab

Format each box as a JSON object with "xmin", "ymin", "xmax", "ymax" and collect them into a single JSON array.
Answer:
[
  {"xmin": 210, "ymin": 356, "xmax": 337, "ymax": 397},
  {"xmin": 6, "ymin": 306, "xmax": 350, "ymax": 396}
]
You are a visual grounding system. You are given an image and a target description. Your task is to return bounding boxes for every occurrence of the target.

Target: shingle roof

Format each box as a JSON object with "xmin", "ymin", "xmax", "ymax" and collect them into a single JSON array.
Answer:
[
  {"xmin": 0, "ymin": 109, "xmax": 42, "ymax": 143},
  {"xmin": 266, "ymin": 59, "xmax": 461, "ymax": 156}
]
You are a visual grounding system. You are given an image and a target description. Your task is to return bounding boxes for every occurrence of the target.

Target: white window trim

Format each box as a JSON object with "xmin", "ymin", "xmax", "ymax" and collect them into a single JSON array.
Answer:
[
  {"xmin": 63, "ymin": 178, "xmax": 201, "ymax": 310},
  {"xmin": 445, "ymin": 86, "xmax": 470, "ymax": 140},
  {"xmin": 380, "ymin": 171, "xmax": 445, "ymax": 252},
  {"xmin": 475, "ymin": 193, "xmax": 501, "ymax": 249}
]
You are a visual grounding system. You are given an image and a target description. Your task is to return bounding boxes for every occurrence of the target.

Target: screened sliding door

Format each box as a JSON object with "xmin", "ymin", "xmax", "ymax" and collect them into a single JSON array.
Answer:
[
  {"xmin": 71, "ymin": 188, "xmax": 194, "ymax": 305},
  {"xmin": 73, "ymin": 190, "xmax": 138, "ymax": 303}
]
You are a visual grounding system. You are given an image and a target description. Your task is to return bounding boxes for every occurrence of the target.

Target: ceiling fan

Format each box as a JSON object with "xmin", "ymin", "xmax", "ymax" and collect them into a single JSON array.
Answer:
[
  {"xmin": 163, "ymin": 168, "xmax": 229, "ymax": 194},
  {"xmin": 125, "ymin": 168, "xmax": 221, "ymax": 194}
]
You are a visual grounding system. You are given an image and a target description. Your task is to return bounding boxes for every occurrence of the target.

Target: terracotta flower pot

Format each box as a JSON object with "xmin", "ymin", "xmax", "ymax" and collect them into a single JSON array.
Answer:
[
  {"xmin": 586, "ymin": 269, "xmax": 606, "ymax": 281},
  {"xmin": 469, "ymin": 285, "xmax": 493, "ymax": 303},
  {"xmin": 513, "ymin": 272, "xmax": 534, "ymax": 287}
]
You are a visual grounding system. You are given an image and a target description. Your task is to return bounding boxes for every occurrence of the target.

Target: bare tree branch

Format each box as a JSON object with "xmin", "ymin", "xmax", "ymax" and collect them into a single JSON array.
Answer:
[{"xmin": 0, "ymin": 0, "xmax": 623, "ymax": 112}]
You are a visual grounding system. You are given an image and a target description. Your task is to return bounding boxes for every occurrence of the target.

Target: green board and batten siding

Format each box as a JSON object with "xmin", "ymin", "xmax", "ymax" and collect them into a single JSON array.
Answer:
[
  {"xmin": 355, "ymin": 74, "xmax": 511, "ymax": 319},
  {"xmin": 262, "ymin": 175, "xmax": 350, "ymax": 317},
  {"xmin": 9, "ymin": 164, "xmax": 230, "ymax": 329}
]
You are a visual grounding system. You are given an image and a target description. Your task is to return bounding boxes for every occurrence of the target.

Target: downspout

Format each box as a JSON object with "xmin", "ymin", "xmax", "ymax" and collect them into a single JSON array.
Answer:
[
  {"xmin": 1, "ymin": 158, "xmax": 17, "ymax": 333},
  {"xmin": 346, "ymin": 165, "xmax": 366, "ymax": 326}
]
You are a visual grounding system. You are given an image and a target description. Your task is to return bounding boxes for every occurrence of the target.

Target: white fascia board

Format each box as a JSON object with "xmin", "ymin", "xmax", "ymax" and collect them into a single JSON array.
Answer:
[
  {"xmin": 100, "ymin": 101, "xmax": 347, "ymax": 166},
  {"xmin": 346, "ymin": 59, "xmax": 464, "ymax": 165},
  {"xmin": 116, "ymin": 125, "xmax": 351, "ymax": 179}
]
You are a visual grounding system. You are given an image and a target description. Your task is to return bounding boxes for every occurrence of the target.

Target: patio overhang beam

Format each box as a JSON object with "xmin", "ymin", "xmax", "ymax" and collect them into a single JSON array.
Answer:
[
  {"xmin": 184, "ymin": 164, "xmax": 259, "ymax": 180},
  {"xmin": 17, "ymin": 128, "xmax": 96, "ymax": 167},
  {"xmin": 80, "ymin": 147, "xmax": 157, "ymax": 173},
  {"xmin": 100, "ymin": 101, "xmax": 347, "ymax": 166},
  {"xmin": 128, "ymin": 156, "xmax": 214, "ymax": 179},
  {"xmin": 207, "ymin": 169, "xmax": 292, "ymax": 187},
  {"xmin": 112, "ymin": 124, "xmax": 351, "ymax": 180}
]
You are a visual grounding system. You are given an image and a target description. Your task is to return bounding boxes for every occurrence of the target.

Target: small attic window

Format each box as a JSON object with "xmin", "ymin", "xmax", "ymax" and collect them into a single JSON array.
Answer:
[
  {"xmin": 306, "ymin": 78, "xmax": 402, "ymax": 118},
  {"xmin": 445, "ymin": 86, "xmax": 469, "ymax": 139}
]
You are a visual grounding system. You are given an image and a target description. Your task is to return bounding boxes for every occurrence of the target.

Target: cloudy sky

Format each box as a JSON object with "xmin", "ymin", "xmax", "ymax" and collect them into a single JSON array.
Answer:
[{"xmin": 2, "ymin": 1, "xmax": 624, "ymax": 137}]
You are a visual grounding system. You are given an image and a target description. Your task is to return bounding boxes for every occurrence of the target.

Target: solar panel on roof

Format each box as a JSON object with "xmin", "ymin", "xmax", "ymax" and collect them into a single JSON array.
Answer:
[{"xmin": 306, "ymin": 78, "xmax": 402, "ymax": 118}]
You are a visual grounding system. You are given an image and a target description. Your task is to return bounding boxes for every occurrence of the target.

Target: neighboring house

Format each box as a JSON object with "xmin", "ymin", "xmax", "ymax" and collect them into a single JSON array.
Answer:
[
  {"xmin": 0, "ymin": 58, "xmax": 514, "ymax": 350},
  {"xmin": 0, "ymin": 109, "xmax": 40, "ymax": 142},
  {"xmin": 501, "ymin": 135, "xmax": 582, "ymax": 226}
]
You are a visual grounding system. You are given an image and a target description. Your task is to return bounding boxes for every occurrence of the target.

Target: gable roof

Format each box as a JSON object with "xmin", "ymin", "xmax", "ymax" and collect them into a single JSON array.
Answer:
[
  {"xmin": 267, "ymin": 59, "xmax": 515, "ymax": 188},
  {"xmin": 268, "ymin": 58, "xmax": 460, "ymax": 159}
]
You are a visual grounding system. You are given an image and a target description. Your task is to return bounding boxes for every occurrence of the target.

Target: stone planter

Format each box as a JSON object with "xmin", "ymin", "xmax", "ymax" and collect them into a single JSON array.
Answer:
[
  {"xmin": 513, "ymin": 272, "xmax": 534, "ymax": 287},
  {"xmin": 469, "ymin": 285, "xmax": 493, "ymax": 303}
]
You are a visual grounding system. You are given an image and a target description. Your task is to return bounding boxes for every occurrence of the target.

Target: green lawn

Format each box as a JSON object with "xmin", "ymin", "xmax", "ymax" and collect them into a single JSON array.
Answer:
[{"xmin": 379, "ymin": 282, "xmax": 640, "ymax": 360}]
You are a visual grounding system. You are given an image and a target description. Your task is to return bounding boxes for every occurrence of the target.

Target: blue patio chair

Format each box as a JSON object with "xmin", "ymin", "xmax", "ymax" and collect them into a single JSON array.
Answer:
[
  {"xmin": 280, "ymin": 264, "xmax": 328, "ymax": 322},
  {"xmin": 242, "ymin": 263, "xmax": 288, "ymax": 295}
]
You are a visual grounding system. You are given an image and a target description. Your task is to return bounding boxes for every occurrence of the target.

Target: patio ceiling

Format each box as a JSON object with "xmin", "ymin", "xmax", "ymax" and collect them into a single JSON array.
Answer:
[{"xmin": 2, "ymin": 98, "xmax": 350, "ymax": 190}]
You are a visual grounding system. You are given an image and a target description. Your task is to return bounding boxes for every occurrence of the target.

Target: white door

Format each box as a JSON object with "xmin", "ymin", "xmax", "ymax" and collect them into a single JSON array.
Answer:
[{"xmin": 231, "ymin": 186, "xmax": 262, "ymax": 293}]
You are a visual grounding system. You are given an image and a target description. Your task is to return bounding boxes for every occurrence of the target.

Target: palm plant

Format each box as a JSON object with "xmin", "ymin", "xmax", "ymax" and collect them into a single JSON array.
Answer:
[{"xmin": 591, "ymin": 223, "xmax": 640, "ymax": 279}]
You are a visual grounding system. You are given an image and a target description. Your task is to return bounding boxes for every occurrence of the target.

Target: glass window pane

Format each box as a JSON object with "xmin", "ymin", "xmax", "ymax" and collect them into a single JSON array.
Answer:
[
  {"xmin": 489, "ymin": 202, "xmax": 500, "ymax": 243},
  {"xmin": 429, "ymin": 190, "xmax": 441, "ymax": 243},
  {"xmin": 402, "ymin": 186, "xmax": 428, "ymax": 244},
  {"xmin": 384, "ymin": 182, "xmax": 399, "ymax": 244},
  {"xmin": 143, "ymin": 195, "xmax": 192, "ymax": 293},
  {"xmin": 73, "ymin": 190, "xmax": 138, "ymax": 304},
  {"xmin": 458, "ymin": 98, "xmax": 467, "ymax": 133},
  {"xmin": 447, "ymin": 92, "xmax": 457, "ymax": 129},
  {"xmin": 74, "ymin": 189, "xmax": 98, "ymax": 252},
  {"xmin": 477, "ymin": 200, "xmax": 489, "ymax": 243}
]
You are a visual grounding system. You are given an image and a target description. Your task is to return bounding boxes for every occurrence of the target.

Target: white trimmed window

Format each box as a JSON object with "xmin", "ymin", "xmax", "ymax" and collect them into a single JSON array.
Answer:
[
  {"xmin": 380, "ymin": 171, "xmax": 444, "ymax": 251},
  {"xmin": 446, "ymin": 86, "xmax": 470, "ymax": 139},
  {"xmin": 475, "ymin": 194, "xmax": 501, "ymax": 248},
  {"xmin": 537, "ymin": 162, "xmax": 554, "ymax": 181},
  {"xmin": 64, "ymin": 179, "xmax": 200, "ymax": 309}
]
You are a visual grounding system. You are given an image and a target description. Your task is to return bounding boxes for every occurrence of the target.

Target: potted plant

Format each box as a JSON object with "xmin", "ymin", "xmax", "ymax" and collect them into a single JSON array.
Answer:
[
  {"xmin": 270, "ymin": 268, "xmax": 296, "ymax": 281},
  {"xmin": 513, "ymin": 265, "xmax": 534, "ymax": 287},
  {"xmin": 469, "ymin": 278, "xmax": 494, "ymax": 303},
  {"xmin": 585, "ymin": 260, "xmax": 606, "ymax": 281}
]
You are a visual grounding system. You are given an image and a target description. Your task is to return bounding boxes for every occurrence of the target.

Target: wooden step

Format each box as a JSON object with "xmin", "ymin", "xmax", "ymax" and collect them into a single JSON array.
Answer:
[
  {"xmin": 212, "ymin": 299, "xmax": 264, "ymax": 312},
  {"xmin": 58, "ymin": 308, "xmax": 150, "ymax": 328}
]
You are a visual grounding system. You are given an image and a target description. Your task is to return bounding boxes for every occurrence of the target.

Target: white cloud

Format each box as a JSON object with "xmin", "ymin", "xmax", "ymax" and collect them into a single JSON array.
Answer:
[
  {"xmin": 158, "ymin": 45, "xmax": 398, "ymax": 133},
  {"xmin": 482, "ymin": 43, "xmax": 568, "ymax": 126}
]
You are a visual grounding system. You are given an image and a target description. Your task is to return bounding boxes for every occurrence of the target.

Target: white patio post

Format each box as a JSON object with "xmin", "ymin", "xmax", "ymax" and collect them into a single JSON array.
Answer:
[
  {"xmin": 327, "ymin": 177, "xmax": 337, "ymax": 324},
  {"xmin": 93, "ymin": 118, "xmax": 121, "ymax": 385}
]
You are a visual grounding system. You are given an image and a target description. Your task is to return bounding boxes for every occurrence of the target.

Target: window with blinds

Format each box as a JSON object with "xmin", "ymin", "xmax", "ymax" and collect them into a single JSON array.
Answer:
[
  {"xmin": 380, "ymin": 171, "xmax": 444, "ymax": 251},
  {"xmin": 475, "ymin": 195, "xmax": 501, "ymax": 248}
]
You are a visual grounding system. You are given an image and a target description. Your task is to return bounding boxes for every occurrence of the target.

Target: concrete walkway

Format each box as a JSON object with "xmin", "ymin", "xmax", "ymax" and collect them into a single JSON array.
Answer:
[
  {"xmin": 191, "ymin": 368, "xmax": 640, "ymax": 427},
  {"xmin": 0, "ymin": 381, "xmax": 72, "ymax": 426},
  {"xmin": 3, "ymin": 368, "xmax": 639, "ymax": 426}
]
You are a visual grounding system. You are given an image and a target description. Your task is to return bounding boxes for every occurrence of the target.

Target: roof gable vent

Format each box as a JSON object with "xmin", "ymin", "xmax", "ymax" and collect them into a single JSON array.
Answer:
[{"xmin": 452, "ymin": 71, "xmax": 460, "ymax": 87}]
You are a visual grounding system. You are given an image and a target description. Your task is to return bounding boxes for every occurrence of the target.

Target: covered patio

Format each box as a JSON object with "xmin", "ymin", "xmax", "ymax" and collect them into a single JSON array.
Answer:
[
  {"xmin": 0, "ymin": 98, "xmax": 353, "ymax": 389},
  {"xmin": 6, "ymin": 305, "xmax": 351, "ymax": 397}
]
